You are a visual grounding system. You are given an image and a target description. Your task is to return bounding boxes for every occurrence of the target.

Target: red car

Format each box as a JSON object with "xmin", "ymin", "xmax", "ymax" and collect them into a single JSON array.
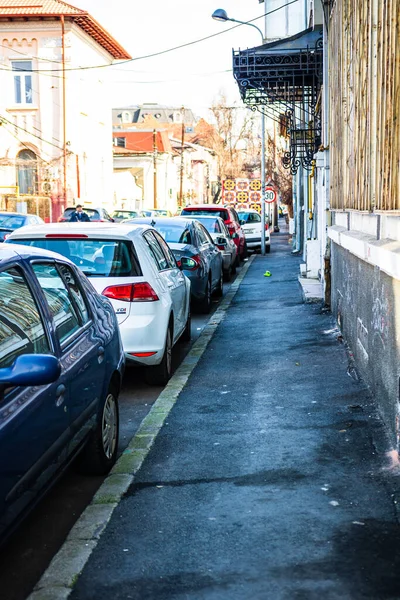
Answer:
[{"xmin": 180, "ymin": 204, "xmax": 247, "ymax": 261}]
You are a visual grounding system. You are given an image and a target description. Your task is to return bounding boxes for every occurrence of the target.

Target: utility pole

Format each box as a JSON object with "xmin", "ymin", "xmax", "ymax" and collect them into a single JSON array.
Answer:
[
  {"xmin": 153, "ymin": 129, "xmax": 157, "ymax": 209},
  {"xmin": 261, "ymin": 112, "xmax": 266, "ymax": 255},
  {"xmin": 179, "ymin": 106, "xmax": 185, "ymax": 208},
  {"xmin": 61, "ymin": 15, "xmax": 67, "ymax": 214}
]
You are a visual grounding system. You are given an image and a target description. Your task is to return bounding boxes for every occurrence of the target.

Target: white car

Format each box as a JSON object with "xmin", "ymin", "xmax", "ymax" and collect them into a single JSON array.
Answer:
[
  {"xmin": 7, "ymin": 223, "xmax": 191, "ymax": 385},
  {"xmin": 237, "ymin": 209, "xmax": 271, "ymax": 253}
]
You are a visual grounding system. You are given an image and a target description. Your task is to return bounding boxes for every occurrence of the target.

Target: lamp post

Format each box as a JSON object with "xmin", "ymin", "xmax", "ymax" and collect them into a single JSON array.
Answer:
[{"xmin": 212, "ymin": 9, "xmax": 267, "ymax": 255}]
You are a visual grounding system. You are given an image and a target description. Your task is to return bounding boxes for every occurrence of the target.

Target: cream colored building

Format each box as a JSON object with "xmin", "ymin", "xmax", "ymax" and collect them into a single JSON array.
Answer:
[{"xmin": 0, "ymin": 0, "xmax": 130, "ymax": 221}]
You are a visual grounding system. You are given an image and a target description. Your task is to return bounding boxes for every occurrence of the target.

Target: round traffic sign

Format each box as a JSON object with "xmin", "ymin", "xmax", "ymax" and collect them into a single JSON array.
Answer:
[{"xmin": 265, "ymin": 187, "xmax": 277, "ymax": 204}]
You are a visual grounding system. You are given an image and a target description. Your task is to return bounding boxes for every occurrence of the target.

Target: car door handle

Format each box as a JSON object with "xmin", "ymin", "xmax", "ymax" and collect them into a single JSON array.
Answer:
[
  {"xmin": 55, "ymin": 384, "xmax": 66, "ymax": 407},
  {"xmin": 167, "ymin": 282, "xmax": 174, "ymax": 288},
  {"xmin": 98, "ymin": 346, "xmax": 105, "ymax": 364}
]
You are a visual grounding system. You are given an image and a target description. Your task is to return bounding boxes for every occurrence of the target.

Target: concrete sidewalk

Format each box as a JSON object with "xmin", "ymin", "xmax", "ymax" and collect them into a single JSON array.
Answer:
[{"xmin": 54, "ymin": 231, "xmax": 400, "ymax": 599}]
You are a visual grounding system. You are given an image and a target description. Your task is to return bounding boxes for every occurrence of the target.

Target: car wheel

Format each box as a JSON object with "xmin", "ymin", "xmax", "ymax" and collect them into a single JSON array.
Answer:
[
  {"xmin": 199, "ymin": 277, "xmax": 212, "ymax": 314},
  {"xmin": 242, "ymin": 242, "xmax": 249, "ymax": 260},
  {"xmin": 145, "ymin": 324, "xmax": 173, "ymax": 386},
  {"xmin": 179, "ymin": 306, "xmax": 191, "ymax": 342},
  {"xmin": 215, "ymin": 269, "xmax": 224, "ymax": 297},
  {"xmin": 266, "ymin": 244, "xmax": 271, "ymax": 254},
  {"xmin": 77, "ymin": 384, "xmax": 119, "ymax": 475}
]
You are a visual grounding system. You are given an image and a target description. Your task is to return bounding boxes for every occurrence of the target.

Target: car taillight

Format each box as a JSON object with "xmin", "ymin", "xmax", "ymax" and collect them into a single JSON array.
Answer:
[
  {"xmin": 180, "ymin": 255, "xmax": 201, "ymax": 270},
  {"xmin": 102, "ymin": 282, "xmax": 159, "ymax": 302},
  {"xmin": 265, "ymin": 223, "xmax": 269, "ymax": 231},
  {"xmin": 226, "ymin": 222, "xmax": 235, "ymax": 235}
]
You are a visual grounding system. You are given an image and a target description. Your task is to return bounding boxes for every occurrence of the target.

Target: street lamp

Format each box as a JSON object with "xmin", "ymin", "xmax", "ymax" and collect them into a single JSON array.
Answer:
[
  {"xmin": 211, "ymin": 9, "xmax": 264, "ymax": 41},
  {"xmin": 212, "ymin": 8, "xmax": 267, "ymax": 255}
]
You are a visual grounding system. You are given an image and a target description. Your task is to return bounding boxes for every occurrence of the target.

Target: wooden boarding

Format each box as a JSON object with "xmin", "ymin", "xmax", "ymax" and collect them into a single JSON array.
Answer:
[{"xmin": 329, "ymin": 0, "xmax": 400, "ymax": 212}]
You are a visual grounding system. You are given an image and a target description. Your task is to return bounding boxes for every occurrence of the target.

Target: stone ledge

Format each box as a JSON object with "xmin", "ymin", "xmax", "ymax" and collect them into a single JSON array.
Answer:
[
  {"xmin": 328, "ymin": 226, "xmax": 400, "ymax": 281},
  {"xmin": 298, "ymin": 276, "xmax": 323, "ymax": 303}
]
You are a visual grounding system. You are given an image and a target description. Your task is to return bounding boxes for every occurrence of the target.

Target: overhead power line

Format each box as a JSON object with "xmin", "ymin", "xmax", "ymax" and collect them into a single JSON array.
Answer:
[
  {"xmin": 0, "ymin": 1, "xmax": 299, "ymax": 73},
  {"xmin": 0, "ymin": 115, "xmax": 64, "ymax": 151}
]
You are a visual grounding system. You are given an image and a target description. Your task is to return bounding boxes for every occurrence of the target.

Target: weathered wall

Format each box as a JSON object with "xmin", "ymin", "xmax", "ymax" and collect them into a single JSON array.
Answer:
[{"xmin": 331, "ymin": 242, "xmax": 400, "ymax": 447}]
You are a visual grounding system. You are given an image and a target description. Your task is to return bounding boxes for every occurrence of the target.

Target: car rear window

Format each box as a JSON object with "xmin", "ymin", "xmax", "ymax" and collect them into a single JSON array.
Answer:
[
  {"xmin": 181, "ymin": 208, "xmax": 229, "ymax": 221},
  {"xmin": 0, "ymin": 215, "xmax": 26, "ymax": 229},
  {"xmin": 10, "ymin": 238, "xmax": 141, "ymax": 277},
  {"xmin": 63, "ymin": 208, "xmax": 100, "ymax": 220},
  {"xmin": 238, "ymin": 212, "xmax": 261, "ymax": 223},
  {"xmin": 187, "ymin": 217, "xmax": 221, "ymax": 233},
  {"xmin": 152, "ymin": 222, "xmax": 192, "ymax": 245},
  {"xmin": 112, "ymin": 211, "xmax": 138, "ymax": 219}
]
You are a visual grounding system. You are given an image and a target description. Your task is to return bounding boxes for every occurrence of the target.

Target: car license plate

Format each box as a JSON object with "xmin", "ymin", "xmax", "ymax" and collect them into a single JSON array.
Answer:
[{"xmin": 246, "ymin": 229, "xmax": 254, "ymax": 234}]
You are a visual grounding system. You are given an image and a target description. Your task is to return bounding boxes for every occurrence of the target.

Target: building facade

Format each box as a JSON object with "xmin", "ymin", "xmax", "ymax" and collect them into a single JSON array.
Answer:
[
  {"xmin": 113, "ymin": 129, "xmax": 178, "ymax": 213},
  {"xmin": 0, "ymin": 0, "xmax": 130, "ymax": 221},
  {"xmin": 112, "ymin": 109, "xmax": 219, "ymax": 213}
]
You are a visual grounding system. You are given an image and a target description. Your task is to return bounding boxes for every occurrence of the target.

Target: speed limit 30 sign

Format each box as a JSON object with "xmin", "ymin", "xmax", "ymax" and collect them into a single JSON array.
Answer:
[{"xmin": 264, "ymin": 187, "xmax": 277, "ymax": 204}]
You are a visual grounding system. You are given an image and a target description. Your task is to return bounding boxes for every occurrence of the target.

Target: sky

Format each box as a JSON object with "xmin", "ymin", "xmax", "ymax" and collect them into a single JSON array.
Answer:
[{"xmin": 76, "ymin": 0, "xmax": 265, "ymax": 119}]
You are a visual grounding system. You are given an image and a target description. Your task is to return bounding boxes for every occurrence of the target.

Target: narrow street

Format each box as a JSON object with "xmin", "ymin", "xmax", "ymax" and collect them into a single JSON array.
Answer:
[{"xmin": 29, "ymin": 227, "xmax": 400, "ymax": 600}]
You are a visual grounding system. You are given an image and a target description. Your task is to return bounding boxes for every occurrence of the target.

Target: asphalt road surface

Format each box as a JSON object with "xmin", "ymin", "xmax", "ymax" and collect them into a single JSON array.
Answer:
[{"xmin": 0, "ymin": 267, "xmax": 244, "ymax": 600}]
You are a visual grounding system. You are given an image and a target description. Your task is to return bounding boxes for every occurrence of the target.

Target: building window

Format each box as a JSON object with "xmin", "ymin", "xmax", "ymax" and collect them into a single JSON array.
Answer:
[
  {"xmin": 12, "ymin": 61, "xmax": 33, "ymax": 104},
  {"xmin": 17, "ymin": 149, "xmax": 38, "ymax": 194},
  {"xmin": 115, "ymin": 137, "xmax": 126, "ymax": 148}
]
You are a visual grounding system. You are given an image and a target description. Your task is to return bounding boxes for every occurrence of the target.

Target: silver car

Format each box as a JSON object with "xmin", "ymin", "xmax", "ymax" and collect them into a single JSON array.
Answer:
[{"xmin": 185, "ymin": 215, "xmax": 237, "ymax": 281}]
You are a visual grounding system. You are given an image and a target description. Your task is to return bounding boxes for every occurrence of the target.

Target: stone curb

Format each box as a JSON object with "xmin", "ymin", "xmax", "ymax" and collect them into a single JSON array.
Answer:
[{"xmin": 29, "ymin": 255, "xmax": 255, "ymax": 599}]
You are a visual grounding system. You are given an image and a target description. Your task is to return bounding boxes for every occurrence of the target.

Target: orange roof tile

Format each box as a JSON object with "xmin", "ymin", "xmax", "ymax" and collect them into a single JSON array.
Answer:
[
  {"xmin": 113, "ymin": 131, "xmax": 173, "ymax": 154},
  {"xmin": 0, "ymin": 0, "xmax": 131, "ymax": 59}
]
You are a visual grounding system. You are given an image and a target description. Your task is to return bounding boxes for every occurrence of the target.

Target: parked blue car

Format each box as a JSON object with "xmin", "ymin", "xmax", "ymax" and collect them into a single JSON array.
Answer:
[
  {"xmin": 126, "ymin": 217, "xmax": 223, "ymax": 313},
  {"xmin": 0, "ymin": 244, "xmax": 124, "ymax": 542}
]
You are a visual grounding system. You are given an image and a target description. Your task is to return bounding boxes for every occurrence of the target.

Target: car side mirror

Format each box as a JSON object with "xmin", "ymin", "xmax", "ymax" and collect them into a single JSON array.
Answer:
[
  {"xmin": 0, "ymin": 354, "xmax": 61, "ymax": 388},
  {"xmin": 215, "ymin": 237, "xmax": 227, "ymax": 246},
  {"xmin": 179, "ymin": 256, "xmax": 198, "ymax": 270},
  {"xmin": 231, "ymin": 232, "xmax": 239, "ymax": 240},
  {"xmin": 239, "ymin": 219, "xmax": 245, "ymax": 226}
]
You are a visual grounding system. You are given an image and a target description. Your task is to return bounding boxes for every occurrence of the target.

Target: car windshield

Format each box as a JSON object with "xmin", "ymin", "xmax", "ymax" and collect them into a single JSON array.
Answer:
[
  {"xmin": 187, "ymin": 217, "xmax": 221, "ymax": 234},
  {"xmin": 63, "ymin": 208, "xmax": 100, "ymax": 220},
  {"xmin": 153, "ymin": 223, "xmax": 192, "ymax": 245},
  {"xmin": 0, "ymin": 215, "xmax": 26, "ymax": 229},
  {"xmin": 181, "ymin": 208, "xmax": 229, "ymax": 221},
  {"xmin": 238, "ymin": 212, "xmax": 261, "ymax": 223},
  {"xmin": 10, "ymin": 238, "xmax": 140, "ymax": 277}
]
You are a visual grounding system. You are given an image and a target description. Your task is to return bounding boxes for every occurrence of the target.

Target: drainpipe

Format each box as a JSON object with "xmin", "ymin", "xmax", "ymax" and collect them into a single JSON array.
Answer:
[
  {"xmin": 308, "ymin": 160, "xmax": 316, "ymax": 226},
  {"xmin": 61, "ymin": 15, "xmax": 67, "ymax": 208}
]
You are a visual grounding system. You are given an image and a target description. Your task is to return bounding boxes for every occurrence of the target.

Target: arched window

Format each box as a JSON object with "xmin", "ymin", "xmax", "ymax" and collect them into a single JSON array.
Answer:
[{"xmin": 17, "ymin": 149, "xmax": 38, "ymax": 194}]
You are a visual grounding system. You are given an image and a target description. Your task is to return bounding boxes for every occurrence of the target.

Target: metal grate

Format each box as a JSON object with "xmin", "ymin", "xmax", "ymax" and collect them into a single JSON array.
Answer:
[{"xmin": 233, "ymin": 27, "xmax": 323, "ymax": 174}]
